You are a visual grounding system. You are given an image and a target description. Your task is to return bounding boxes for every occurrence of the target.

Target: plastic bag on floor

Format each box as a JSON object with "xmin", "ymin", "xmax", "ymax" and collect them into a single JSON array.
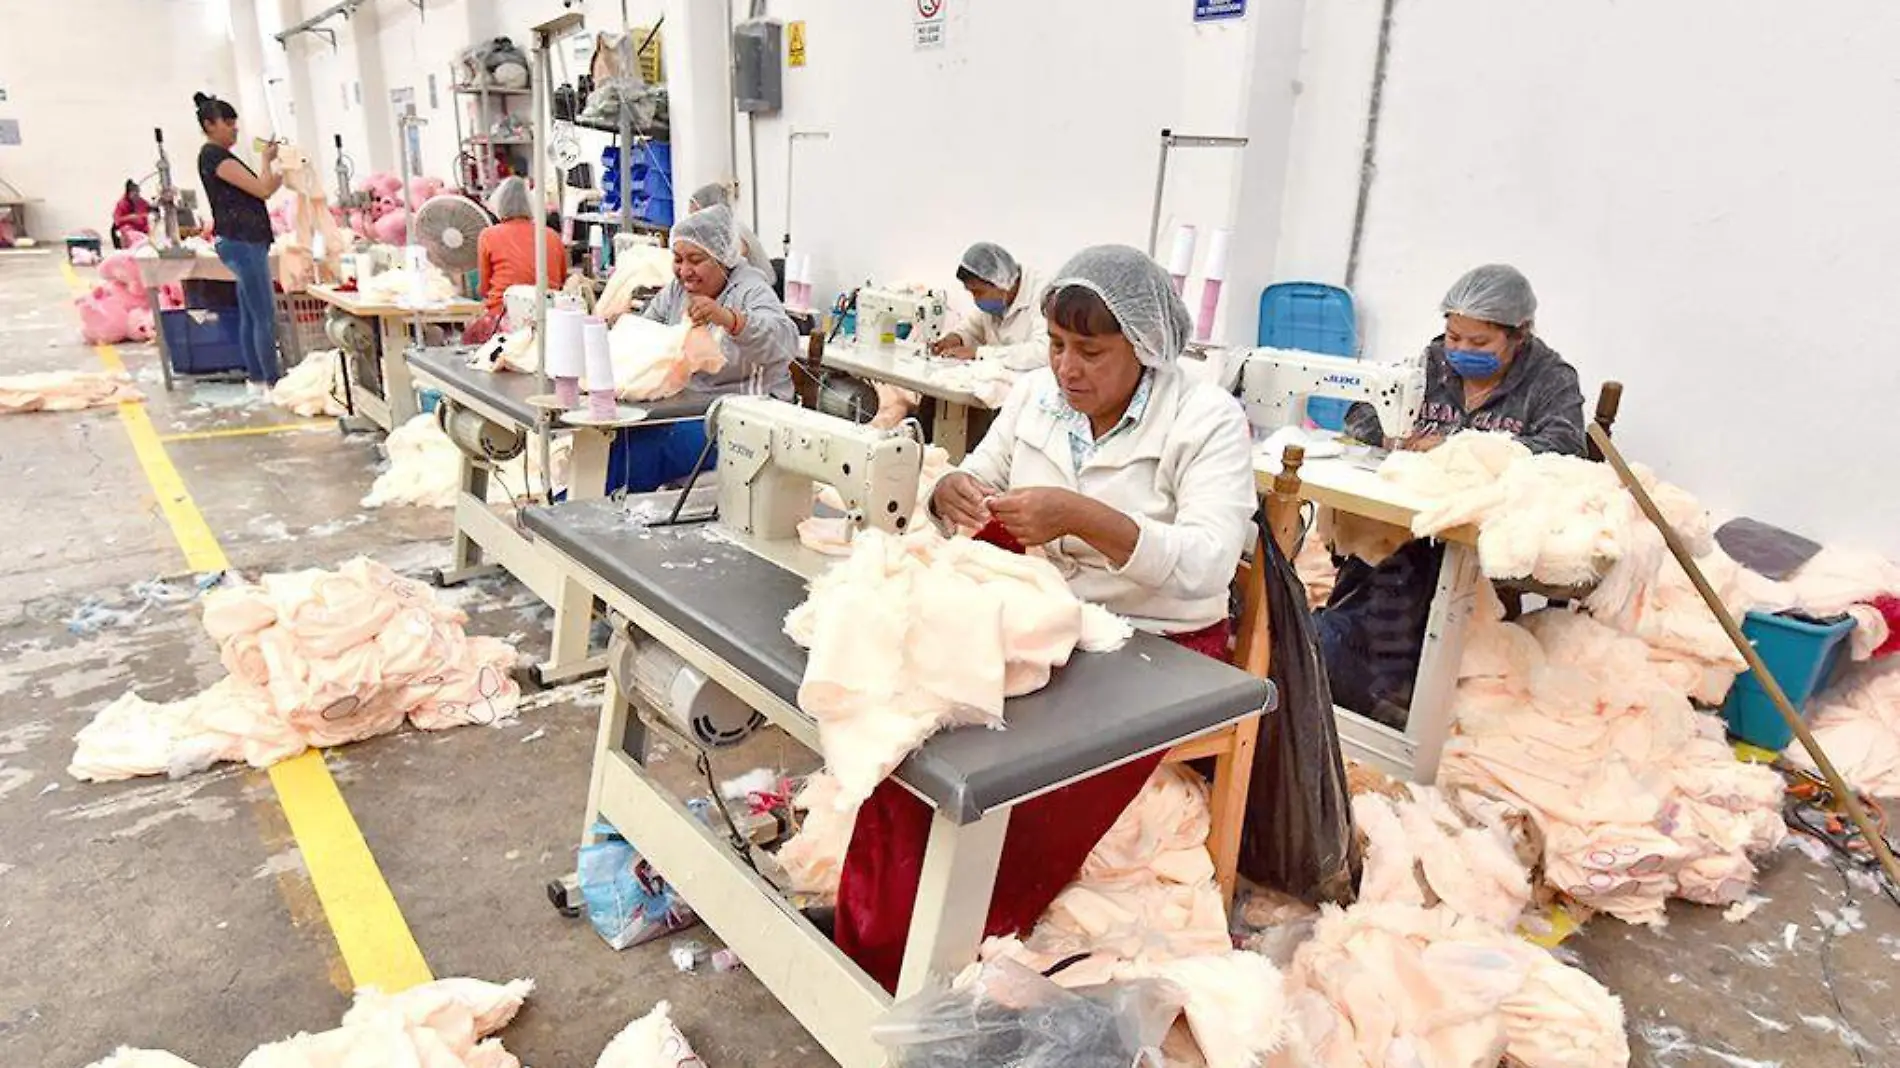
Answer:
[
  {"xmin": 872, "ymin": 958, "xmax": 1182, "ymax": 1068},
  {"xmin": 578, "ymin": 820, "xmax": 701, "ymax": 950},
  {"xmin": 1238, "ymin": 519, "xmax": 1361, "ymax": 905}
]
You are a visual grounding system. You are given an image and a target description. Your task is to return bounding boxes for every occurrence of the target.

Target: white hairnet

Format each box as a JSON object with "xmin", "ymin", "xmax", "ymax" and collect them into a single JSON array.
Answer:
[
  {"xmin": 670, "ymin": 204, "xmax": 744, "ymax": 269},
  {"xmin": 957, "ymin": 241, "xmax": 1020, "ymax": 290},
  {"xmin": 486, "ymin": 176, "xmax": 534, "ymax": 221},
  {"xmin": 687, "ymin": 182, "xmax": 731, "ymax": 213},
  {"xmin": 1044, "ymin": 245, "xmax": 1191, "ymax": 368},
  {"xmin": 1441, "ymin": 264, "xmax": 1537, "ymax": 328}
]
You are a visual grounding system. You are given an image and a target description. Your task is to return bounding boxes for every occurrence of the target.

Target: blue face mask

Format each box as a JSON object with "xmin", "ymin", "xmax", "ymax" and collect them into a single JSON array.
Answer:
[
  {"xmin": 1445, "ymin": 348, "xmax": 1502, "ymax": 379},
  {"xmin": 974, "ymin": 297, "xmax": 1009, "ymax": 317}
]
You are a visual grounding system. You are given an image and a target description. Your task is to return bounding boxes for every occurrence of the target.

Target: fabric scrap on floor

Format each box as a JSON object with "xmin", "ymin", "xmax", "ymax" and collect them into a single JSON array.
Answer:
[
  {"xmin": 267, "ymin": 348, "xmax": 347, "ymax": 417},
  {"xmin": 592, "ymin": 1000, "xmax": 708, "ymax": 1068},
  {"xmin": 362, "ymin": 413, "xmax": 569, "ymax": 509},
  {"xmin": 0, "ymin": 370, "xmax": 142, "ymax": 412},
  {"xmin": 69, "ymin": 557, "xmax": 522, "ymax": 781},
  {"xmin": 1439, "ymin": 591, "xmax": 1786, "ymax": 926},
  {"xmin": 1352, "ymin": 785, "xmax": 1533, "ymax": 930},
  {"xmin": 1785, "ymin": 658, "xmax": 1900, "ymax": 797},
  {"xmin": 82, "ymin": 977, "xmax": 533, "ymax": 1068},
  {"xmin": 783, "ymin": 527, "xmax": 1128, "ymax": 808}
]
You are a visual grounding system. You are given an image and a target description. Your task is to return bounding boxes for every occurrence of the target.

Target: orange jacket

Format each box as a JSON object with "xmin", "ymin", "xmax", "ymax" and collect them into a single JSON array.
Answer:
[{"xmin": 477, "ymin": 218, "xmax": 567, "ymax": 314}]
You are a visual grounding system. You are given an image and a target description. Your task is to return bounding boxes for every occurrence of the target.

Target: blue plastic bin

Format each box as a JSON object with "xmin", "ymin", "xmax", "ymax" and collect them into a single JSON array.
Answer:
[
  {"xmin": 419, "ymin": 387, "xmax": 443, "ymax": 414},
  {"xmin": 635, "ymin": 196, "xmax": 675, "ymax": 228},
  {"xmin": 1258, "ymin": 282, "xmax": 1359, "ymax": 431},
  {"xmin": 159, "ymin": 308, "xmax": 247, "ymax": 375},
  {"xmin": 1721, "ymin": 610, "xmax": 1857, "ymax": 750}
]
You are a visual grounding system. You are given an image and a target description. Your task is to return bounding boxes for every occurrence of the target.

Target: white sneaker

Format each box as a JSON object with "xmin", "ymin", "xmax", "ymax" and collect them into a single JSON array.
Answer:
[{"xmin": 247, "ymin": 381, "xmax": 268, "ymax": 398}]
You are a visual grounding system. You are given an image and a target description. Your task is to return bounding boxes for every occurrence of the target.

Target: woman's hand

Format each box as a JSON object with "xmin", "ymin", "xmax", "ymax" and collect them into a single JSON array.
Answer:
[
  {"xmin": 986, "ymin": 487, "xmax": 1091, "ymax": 546},
  {"xmin": 1399, "ymin": 431, "xmax": 1446, "ymax": 453},
  {"xmin": 931, "ymin": 472, "xmax": 996, "ymax": 531},
  {"xmin": 686, "ymin": 295, "xmax": 735, "ymax": 331},
  {"xmin": 931, "ymin": 336, "xmax": 976, "ymax": 359},
  {"xmin": 261, "ymin": 141, "xmax": 280, "ymax": 166}
]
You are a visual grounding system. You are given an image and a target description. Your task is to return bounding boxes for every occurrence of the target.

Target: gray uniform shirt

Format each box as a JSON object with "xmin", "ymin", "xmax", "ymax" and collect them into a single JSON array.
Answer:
[
  {"xmin": 641, "ymin": 263, "xmax": 795, "ymax": 399},
  {"xmin": 1345, "ymin": 336, "xmax": 1585, "ymax": 456}
]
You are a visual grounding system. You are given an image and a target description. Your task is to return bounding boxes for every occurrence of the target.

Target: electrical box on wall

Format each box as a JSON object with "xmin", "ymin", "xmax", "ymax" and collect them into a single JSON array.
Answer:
[{"xmin": 734, "ymin": 19, "xmax": 783, "ymax": 114}]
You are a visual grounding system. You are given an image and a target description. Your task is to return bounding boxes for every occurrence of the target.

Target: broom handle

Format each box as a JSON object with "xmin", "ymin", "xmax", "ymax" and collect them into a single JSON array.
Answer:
[{"xmin": 1587, "ymin": 423, "xmax": 1900, "ymax": 891}]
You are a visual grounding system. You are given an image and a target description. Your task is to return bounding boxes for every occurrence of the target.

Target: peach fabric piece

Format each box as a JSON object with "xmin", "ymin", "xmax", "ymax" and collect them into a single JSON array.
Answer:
[
  {"xmin": 362, "ymin": 413, "xmax": 570, "ymax": 509},
  {"xmin": 776, "ymin": 771, "xmax": 858, "ymax": 900},
  {"xmin": 782, "ymin": 527, "xmax": 1127, "ymax": 809},
  {"xmin": 1439, "ymin": 592, "xmax": 1786, "ymax": 926},
  {"xmin": 1786, "ymin": 658, "xmax": 1900, "ymax": 796},
  {"xmin": 1352, "ymin": 785, "xmax": 1532, "ymax": 931},
  {"xmin": 84, "ymin": 978, "xmax": 533, "ymax": 1068},
  {"xmin": 69, "ymin": 558, "xmax": 521, "ymax": 782},
  {"xmin": 593, "ymin": 1000, "xmax": 708, "ymax": 1068},
  {"xmin": 0, "ymin": 370, "xmax": 142, "ymax": 412},
  {"xmin": 1378, "ymin": 431, "xmax": 1710, "ymax": 615},
  {"xmin": 608, "ymin": 316, "xmax": 727, "ymax": 401}
]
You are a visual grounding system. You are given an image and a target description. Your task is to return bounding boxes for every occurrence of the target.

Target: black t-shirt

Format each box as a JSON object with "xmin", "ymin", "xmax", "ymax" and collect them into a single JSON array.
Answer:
[{"xmin": 197, "ymin": 143, "xmax": 273, "ymax": 244}]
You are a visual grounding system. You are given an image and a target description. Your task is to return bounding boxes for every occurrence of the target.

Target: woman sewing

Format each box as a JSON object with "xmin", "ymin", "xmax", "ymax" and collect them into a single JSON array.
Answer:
[
  {"xmin": 194, "ymin": 92, "xmax": 282, "ymax": 391},
  {"xmin": 830, "ymin": 245, "xmax": 1258, "ymax": 990},
  {"xmin": 111, "ymin": 179, "xmax": 152, "ymax": 249},
  {"xmin": 684, "ymin": 182, "xmax": 775, "ymax": 281},
  {"xmin": 627, "ymin": 203, "xmax": 797, "ymax": 490},
  {"xmin": 1320, "ymin": 263, "xmax": 1585, "ymax": 726},
  {"xmin": 927, "ymin": 241, "xmax": 1049, "ymax": 371},
  {"xmin": 464, "ymin": 177, "xmax": 566, "ymax": 344}
]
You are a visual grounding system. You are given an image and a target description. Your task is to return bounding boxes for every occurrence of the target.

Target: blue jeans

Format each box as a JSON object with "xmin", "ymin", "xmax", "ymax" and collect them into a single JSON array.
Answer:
[
  {"xmin": 609, "ymin": 421, "xmax": 716, "ymax": 495},
  {"xmin": 215, "ymin": 238, "xmax": 281, "ymax": 384}
]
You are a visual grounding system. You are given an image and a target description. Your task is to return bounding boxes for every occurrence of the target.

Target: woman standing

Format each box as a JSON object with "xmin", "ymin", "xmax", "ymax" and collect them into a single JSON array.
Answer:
[{"xmin": 194, "ymin": 92, "xmax": 282, "ymax": 391}]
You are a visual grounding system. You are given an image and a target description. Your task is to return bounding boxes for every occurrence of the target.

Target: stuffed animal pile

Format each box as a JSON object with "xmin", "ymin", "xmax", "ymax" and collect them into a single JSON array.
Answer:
[
  {"xmin": 74, "ymin": 246, "xmax": 182, "ymax": 345},
  {"xmin": 351, "ymin": 171, "xmax": 450, "ymax": 246}
]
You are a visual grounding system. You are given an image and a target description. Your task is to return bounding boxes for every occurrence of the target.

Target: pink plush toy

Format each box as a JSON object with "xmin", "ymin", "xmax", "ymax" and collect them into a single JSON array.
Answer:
[
  {"xmin": 371, "ymin": 208, "xmax": 410, "ymax": 246},
  {"xmin": 406, "ymin": 175, "xmax": 447, "ymax": 210},
  {"xmin": 73, "ymin": 250, "xmax": 184, "ymax": 344},
  {"xmin": 76, "ymin": 285, "xmax": 132, "ymax": 344},
  {"xmin": 126, "ymin": 305, "xmax": 156, "ymax": 342},
  {"xmin": 159, "ymin": 282, "xmax": 185, "ymax": 310},
  {"xmin": 98, "ymin": 250, "xmax": 144, "ymax": 293}
]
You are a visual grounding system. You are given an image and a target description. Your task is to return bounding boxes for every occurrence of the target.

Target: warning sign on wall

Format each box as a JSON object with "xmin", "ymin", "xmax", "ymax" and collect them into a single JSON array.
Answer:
[
  {"xmin": 914, "ymin": 0, "xmax": 945, "ymax": 50},
  {"xmin": 1193, "ymin": 0, "xmax": 1247, "ymax": 21},
  {"xmin": 789, "ymin": 21, "xmax": 807, "ymax": 67}
]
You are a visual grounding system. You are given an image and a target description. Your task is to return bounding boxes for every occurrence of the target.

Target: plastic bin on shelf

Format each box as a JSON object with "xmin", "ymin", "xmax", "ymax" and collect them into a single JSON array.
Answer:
[{"xmin": 1720, "ymin": 610, "xmax": 1857, "ymax": 750}]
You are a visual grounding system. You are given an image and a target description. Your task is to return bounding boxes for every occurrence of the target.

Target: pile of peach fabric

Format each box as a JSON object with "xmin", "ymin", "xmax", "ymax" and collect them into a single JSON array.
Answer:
[
  {"xmin": 267, "ymin": 349, "xmax": 347, "ymax": 417},
  {"xmin": 85, "ymin": 980, "xmax": 709, "ymax": 1068},
  {"xmin": 0, "ymin": 370, "xmax": 142, "ymax": 412},
  {"xmin": 361, "ymin": 413, "xmax": 570, "ymax": 509},
  {"xmin": 1438, "ymin": 589, "xmax": 1787, "ymax": 927},
  {"xmin": 69, "ymin": 557, "xmax": 521, "ymax": 781},
  {"xmin": 607, "ymin": 316, "xmax": 726, "ymax": 401},
  {"xmin": 782, "ymin": 527, "xmax": 1132, "ymax": 809}
]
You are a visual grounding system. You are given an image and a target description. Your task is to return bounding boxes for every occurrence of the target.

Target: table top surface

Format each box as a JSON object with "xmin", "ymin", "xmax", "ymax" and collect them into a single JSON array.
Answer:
[
  {"xmin": 524, "ymin": 496, "xmax": 1274, "ymax": 824},
  {"xmin": 308, "ymin": 284, "xmax": 483, "ymax": 319},
  {"xmin": 1256, "ymin": 450, "xmax": 1478, "ymax": 545},
  {"xmin": 408, "ymin": 346, "xmax": 719, "ymax": 429},
  {"xmin": 818, "ymin": 340, "xmax": 995, "ymax": 408}
]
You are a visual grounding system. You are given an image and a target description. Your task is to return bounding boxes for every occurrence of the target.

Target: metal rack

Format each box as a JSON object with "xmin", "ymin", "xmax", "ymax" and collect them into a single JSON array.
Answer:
[{"xmin": 452, "ymin": 77, "xmax": 534, "ymax": 198}]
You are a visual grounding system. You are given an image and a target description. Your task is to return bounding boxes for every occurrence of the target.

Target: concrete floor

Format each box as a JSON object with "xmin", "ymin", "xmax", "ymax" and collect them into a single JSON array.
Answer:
[{"xmin": 0, "ymin": 251, "xmax": 1895, "ymax": 1068}]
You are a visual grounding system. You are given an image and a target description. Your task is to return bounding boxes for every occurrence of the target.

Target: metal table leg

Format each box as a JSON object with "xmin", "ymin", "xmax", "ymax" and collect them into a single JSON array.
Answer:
[
  {"xmin": 1405, "ymin": 541, "xmax": 1481, "ymax": 782},
  {"xmin": 147, "ymin": 286, "xmax": 175, "ymax": 391},
  {"xmin": 934, "ymin": 400, "xmax": 972, "ymax": 461},
  {"xmin": 894, "ymin": 806, "xmax": 1010, "ymax": 998},
  {"xmin": 380, "ymin": 318, "xmax": 421, "ymax": 428}
]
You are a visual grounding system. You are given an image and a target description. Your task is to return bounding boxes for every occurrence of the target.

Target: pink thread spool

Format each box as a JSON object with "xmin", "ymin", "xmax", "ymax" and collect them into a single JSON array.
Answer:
[
  {"xmin": 1194, "ymin": 228, "xmax": 1231, "ymax": 343},
  {"xmin": 583, "ymin": 315, "xmax": 616, "ymax": 419},
  {"xmin": 1166, "ymin": 224, "xmax": 1197, "ymax": 297},
  {"xmin": 547, "ymin": 305, "xmax": 585, "ymax": 409}
]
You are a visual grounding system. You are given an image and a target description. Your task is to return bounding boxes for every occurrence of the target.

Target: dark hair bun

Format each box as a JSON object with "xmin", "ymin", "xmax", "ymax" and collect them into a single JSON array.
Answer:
[{"xmin": 194, "ymin": 92, "xmax": 213, "ymax": 106}]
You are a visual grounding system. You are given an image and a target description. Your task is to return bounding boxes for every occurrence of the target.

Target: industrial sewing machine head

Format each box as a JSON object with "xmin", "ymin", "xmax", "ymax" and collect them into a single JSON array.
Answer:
[
  {"xmin": 711, "ymin": 395, "xmax": 923, "ymax": 542},
  {"xmin": 1239, "ymin": 347, "xmax": 1425, "ymax": 443},
  {"xmin": 855, "ymin": 284, "xmax": 947, "ymax": 348}
]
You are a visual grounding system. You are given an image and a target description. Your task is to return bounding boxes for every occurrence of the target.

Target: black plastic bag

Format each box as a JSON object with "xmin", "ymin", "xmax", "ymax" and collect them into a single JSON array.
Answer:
[{"xmin": 1237, "ymin": 516, "xmax": 1360, "ymax": 904}]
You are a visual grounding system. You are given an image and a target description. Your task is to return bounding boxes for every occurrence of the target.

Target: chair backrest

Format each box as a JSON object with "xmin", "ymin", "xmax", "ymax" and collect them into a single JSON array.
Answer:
[{"xmin": 1258, "ymin": 282, "xmax": 1359, "ymax": 430}]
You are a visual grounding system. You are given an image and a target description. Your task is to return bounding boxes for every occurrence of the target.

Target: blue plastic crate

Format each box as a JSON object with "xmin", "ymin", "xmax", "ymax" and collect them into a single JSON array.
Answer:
[
  {"xmin": 160, "ymin": 308, "xmax": 248, "ymax": 375},
  {"xmin": 635, "ymin": 196, "xmax": 675, "ymax": 228},
  {"xmin": 1721, "ymin": 610, "xmax": 1857, "ymax": 750},
  {"xmin": 1258, "ymin": 282, "xmax": 1359, "ymax": 431}
]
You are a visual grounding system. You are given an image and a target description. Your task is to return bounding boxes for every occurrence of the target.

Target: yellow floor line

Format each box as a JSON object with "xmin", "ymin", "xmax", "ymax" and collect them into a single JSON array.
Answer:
[
  {"xmin": 158, "ymin": 421, "xmax": 331, "ymax": 444},
  {"xmin": 59, "ymin": 260, "xmax": 432, "ymax": 992}
]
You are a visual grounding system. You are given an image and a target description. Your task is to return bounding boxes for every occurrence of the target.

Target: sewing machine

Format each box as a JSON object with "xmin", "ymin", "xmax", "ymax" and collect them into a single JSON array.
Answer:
[
  {"xmin": 855, "ymin": 285, "xmax": 947, "ymax": 348},
  {"xmin": 712, "ymin": 395, "xmax": 923, "ymax": 543},
  {"xmin": 1240, "ymin": 346, "xmax": 1426, "ymax": 443}
]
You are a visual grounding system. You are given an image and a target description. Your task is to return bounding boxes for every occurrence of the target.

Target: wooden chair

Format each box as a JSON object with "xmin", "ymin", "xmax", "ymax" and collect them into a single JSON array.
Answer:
[{"xmin": 1164, "ymin": 445, "xmax": 1308, "ymax": 907}]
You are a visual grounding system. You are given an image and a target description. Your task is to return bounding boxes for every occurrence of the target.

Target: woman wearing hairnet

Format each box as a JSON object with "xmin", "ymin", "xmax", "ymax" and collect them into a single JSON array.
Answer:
[
  {"xmin": 1321, "ymin": 264, "xmax": 1585, "ymax": 728},
  {"xmin": 685, "ymin": 181, "xmax": 775, "ymax": 281},
  {"xmin": 827, "ymin": 246, "xmax": 1258, "ymax": 992},
  {"xmin": 927, "ymin": 241, "xmax": 1049, "ymax": 371},
  {"xmin": 464, "ymin": 177, "xmax": 566, "ymax": 344}
]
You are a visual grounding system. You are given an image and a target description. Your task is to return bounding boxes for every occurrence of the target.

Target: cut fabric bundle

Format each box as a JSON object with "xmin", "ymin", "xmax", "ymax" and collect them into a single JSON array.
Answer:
[
  {"xmin": 782, "ymin": 527, "xmax": 1131, "ymax": 809},
  {"xmin": 1786, "ymin": 657, "xmax": 1900, "ymax": 797},
  {"xmin": 1439, "ymin": 592, "xmax": 1786, "ymax": 926},
  {"xmin": 0, "ymin": 370, "xmax": 143, "ymax": 413},
  {"xmin": 267, "ymin": 348, "xmax": 347, "ymax": 417},
  {"xmin": 608, "ymin": 315, "xmax": 726, "ymax": 401},
  {"xmin": 69, "ymin": 557, "xmax": 522, "ymax": 781},
  {"xmin": 362, "ymin": 412, "xmax": 570, "ymax": 509}
]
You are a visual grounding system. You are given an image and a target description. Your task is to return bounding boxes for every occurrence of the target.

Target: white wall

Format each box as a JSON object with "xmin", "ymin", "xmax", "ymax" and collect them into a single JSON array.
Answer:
[
  {"xmin": 0, "ymin": 0, "xmax": 243, "ymax": 240},
  {"xmin": 737, "ymin": 0, "xmax": 1277, "ymax": 327},
  {"xmin": 1277, "ymin": 0, "xmax": 1900, "ymax": 558}
]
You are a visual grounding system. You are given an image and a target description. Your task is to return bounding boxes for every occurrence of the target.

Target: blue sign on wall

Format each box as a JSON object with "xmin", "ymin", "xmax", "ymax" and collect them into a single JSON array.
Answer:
[{"xmin": 1194, "ymin": 0, "xmax": 1247, "ymax": 21}]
